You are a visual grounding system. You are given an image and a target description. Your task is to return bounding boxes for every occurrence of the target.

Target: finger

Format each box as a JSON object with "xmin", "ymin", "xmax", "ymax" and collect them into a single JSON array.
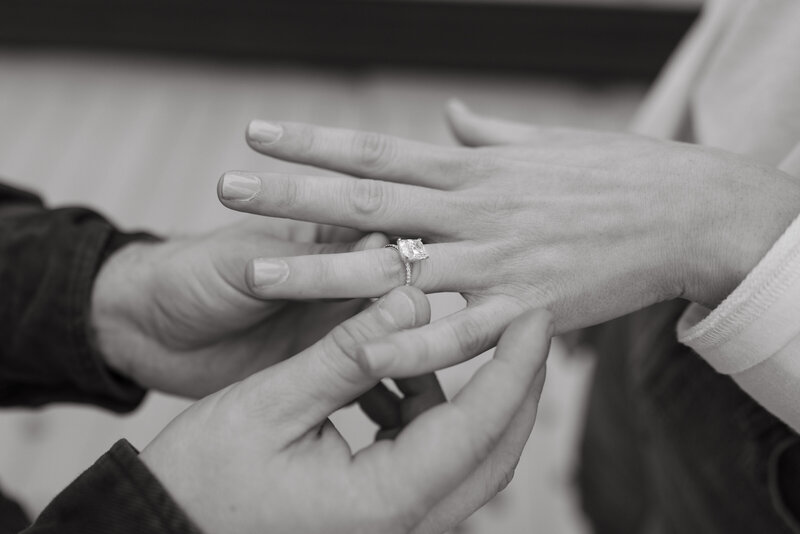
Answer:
[
  {"xmin": 309, "ymin": 231, "xmax": 388, "ymax": 255},
  {"xmin": 214, "ymin": 232, "xmax": 386, "ymax": 299},
  {"xmin": 358, "ymin": 382, "xmax": 402, "ymax": 430},
  {"xmin": 244, "ymin": 243, "xmax": 487, "ymax": 300},
  {"xmin": 243, "ymin": 286, "xmax": 431, "ymax": 432},
  {"xmin": 359, "ymin": 309, "xmax": 553, "ymax": 516},
  {"xmin": 219, "ymin": 171, "xmax": 458, "ymax": 235},
  {"xmin": 395, "ymin": 374, "xmax": 446, "ymax": 422},
  {"xmin": 360, "ymin": 374, "xmax": 445, "ymax": 440},
  {"xmin": 446, "ymin": 99, "xmax": 542, "ymax": 147},
  {"xmin": 412, "ymin": 370, "xmax": 545, "ymax": 534},
  {"xmin": 445, "ymin": 99, "xmax": 597, "ymax": 149},
  {"xmin": 245, "ymin": 120, "xmax": 470, "ymax": 189},
  {"xmin": 357, "ymin": 299, "xmax": 524, "ymax": 378}
]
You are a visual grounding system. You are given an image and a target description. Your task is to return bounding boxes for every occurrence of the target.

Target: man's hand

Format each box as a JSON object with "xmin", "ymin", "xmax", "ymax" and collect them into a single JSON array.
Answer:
[
  {"xmin": 215, "ymin": 102, "xmax": 800, "ymax": 377},
  {"xmin": 91, "ymin": 217, "xmax": 385, "ymax": 397},
  {"xmin": 140, "ymin": 287, "xmax": 552, "ymax": 534}
]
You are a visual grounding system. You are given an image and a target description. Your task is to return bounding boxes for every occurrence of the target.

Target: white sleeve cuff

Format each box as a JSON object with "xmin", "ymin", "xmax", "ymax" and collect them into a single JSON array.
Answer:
[{"xmin": 677, "ymin": 212, "xmax": 800, "ymax": 374}]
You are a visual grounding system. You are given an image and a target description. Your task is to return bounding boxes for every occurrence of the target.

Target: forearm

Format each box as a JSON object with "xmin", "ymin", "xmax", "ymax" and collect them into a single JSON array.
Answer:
[
  {"xmin": 0, "ymin": 180, "xmax": 152, "ymax": 411},
  {"xmin": 22, "ymin": 440, "xmax": 201, "ymax": 534}
]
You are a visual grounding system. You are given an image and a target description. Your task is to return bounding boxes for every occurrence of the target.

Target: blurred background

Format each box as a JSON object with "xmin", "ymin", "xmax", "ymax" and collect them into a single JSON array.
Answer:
[{"xmin": 0, "ymin": 1, "xmax": 700, "ymax": 531}]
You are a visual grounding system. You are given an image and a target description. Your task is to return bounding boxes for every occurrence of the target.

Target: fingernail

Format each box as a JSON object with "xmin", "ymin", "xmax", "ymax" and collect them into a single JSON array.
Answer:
[
  {"xmin": 377, "ymin": 289, "xmax": 416, "ymax": 329},
  {"xmin": 359, "ymin": 342, "xmax": 395, "ymax": 376},
  {"xmin": 247, "ymin": 120, "xmax": 283, "ymax": 145},
  {"xmin": 221, "ymin": 172, "xmax": 260, "ymax": 201},
  {"xmin": 251, "ymin": 259, "xmax": 289, "ymax": 288}
]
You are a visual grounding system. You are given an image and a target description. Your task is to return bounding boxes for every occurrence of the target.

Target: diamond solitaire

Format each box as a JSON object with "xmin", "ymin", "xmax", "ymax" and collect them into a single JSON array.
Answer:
[
  {"xmin": 385, "ymin": 238, "xmax": 429, "ymax": 286},
  {"xmin": 396, "ymin": 238, "xmax": 429, "ymax": 263}
]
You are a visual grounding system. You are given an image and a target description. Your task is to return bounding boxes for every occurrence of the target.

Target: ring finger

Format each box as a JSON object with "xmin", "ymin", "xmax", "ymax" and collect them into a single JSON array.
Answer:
[{"xmin": 244, "ymin": 242, "xmax": 488, "ymax": 299}]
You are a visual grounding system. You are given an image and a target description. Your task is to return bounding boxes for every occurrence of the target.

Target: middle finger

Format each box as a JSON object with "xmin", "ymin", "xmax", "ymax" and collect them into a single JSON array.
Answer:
[{"xmin": 219, "ymin": 171, "xmax": 458, "ymax": 236}]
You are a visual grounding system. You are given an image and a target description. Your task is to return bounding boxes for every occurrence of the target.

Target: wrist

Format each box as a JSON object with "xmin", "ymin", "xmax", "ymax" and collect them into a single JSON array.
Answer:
[{"xmin": 683, "ymin": 170, "xmax": 800, "ymax": 309}]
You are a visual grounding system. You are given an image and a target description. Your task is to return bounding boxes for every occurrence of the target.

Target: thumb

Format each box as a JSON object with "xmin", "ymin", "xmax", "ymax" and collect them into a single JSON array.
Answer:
[
  {"xmin": 445, "ymin": 99, "xmax": 541, "ymax": 147},
  {"xmin": 242, "ymin": 286, "xmax": 431, "ymax": 434}
]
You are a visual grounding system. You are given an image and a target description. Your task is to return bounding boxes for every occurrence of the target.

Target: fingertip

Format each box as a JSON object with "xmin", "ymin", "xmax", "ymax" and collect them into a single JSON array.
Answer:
[
  {"xmin": 496, "ymin": 308, "xmax": 554, "ymax": 369},
  {"xmin": 246, "ymin": 119, "xmax": 284, "ymax": 151},
  {"xmin": 354, "ymin": 232, "xmax": 390, "ymax": 251},
  {"xmin": 444, "ymin": 99, "xmax": 481, "ymax": 147},
  {"xmin": 510, "ymin": 308, "xmax": 553, "ymax": 337},
  {"xmin": 446, "ymin": 98, "xmax": 470, "ymax": 117},
  {"xmin": 216, "ymin": 171, "xmax": 226, "ymax": 201},
  {"xmin": 391, "ymin": 285, "xmax": 431, "ymax": 327},
  {"xmin": 245, "ymin": 257, "xmax": 290, "ymax": 298},
  {"xmin": 376, "ymin": 286, "xmax": 430, "ymax": 332}
]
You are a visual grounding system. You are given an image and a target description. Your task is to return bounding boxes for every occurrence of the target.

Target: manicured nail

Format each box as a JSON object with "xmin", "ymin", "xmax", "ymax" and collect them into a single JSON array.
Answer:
[
  {"xmin": 247, "ymin": 120, "xmax": 283, "ymax": 145},
  {"xmin": 221, "ymin": 172, "xmax": 260, "ymax": 201},
  {"xmin": 377, "ymin": 289, "xmax": 416, "ymax": 329},
  {"xmin": 251, "ymin": 259, "xmax": 289, "ymax": 288}
]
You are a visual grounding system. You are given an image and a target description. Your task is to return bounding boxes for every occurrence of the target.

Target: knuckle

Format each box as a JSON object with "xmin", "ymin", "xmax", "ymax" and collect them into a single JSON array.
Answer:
[
  {"xmin": 495, "ymin": 465, "xmax": 517, "ymax": 494},
  {"xmin": 352, "ymin": 132, "xmax": 396, "ymax": 172},
  {"xmin": 295, "ymin": 124, "xmax": 317, "ymax": 156},
  {"xmin": 349, "ymin": 179, "xmax": 387, "ymax": 216},
  {"xmin": 320, "ymin": 328, "xmax": 367, "ymax": 386},
  {"xmin": 328, "ymin": 318, "xmax": 370, "ymax": 359},
  {"xmin": 272, "ymin": 174, "xmax": 300, "ymax": 210},
  {"xmin": 495, "ymin": 468, "xmax": 516, "ymax": 493},
  {"xmin": 454, "ymin": 149, "xmax": 499, "ymax": 178},
  {"xmin": 448, "ymin": 314, "xmax": 493, "ymax": 358}
]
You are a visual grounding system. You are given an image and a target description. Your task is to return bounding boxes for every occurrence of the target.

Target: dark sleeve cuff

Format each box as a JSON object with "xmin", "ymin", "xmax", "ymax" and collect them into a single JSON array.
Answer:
[
  {"xmin": 0, "ymin": 181, "xmax": 158, "ymax": 411},
  {"xmin": 22, "ymin": 439, "xmax": 203, "ymax": 534}
]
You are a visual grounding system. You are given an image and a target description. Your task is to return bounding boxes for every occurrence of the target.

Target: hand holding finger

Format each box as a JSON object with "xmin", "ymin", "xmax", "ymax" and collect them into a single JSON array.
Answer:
[
  {"xmin": 240, "ymin": 286, "xmax": 431, "ymax": 434},
  {"xmin": 412, "ymin": 367, "xmax": 546, "ymax": 533},
  {"xmin": 243, "ymin": 243, "xmax": 487, "ymax": 300},
  {"xmin": 355, "ymin": 309, "xmax": 553, "ymax": 521}
]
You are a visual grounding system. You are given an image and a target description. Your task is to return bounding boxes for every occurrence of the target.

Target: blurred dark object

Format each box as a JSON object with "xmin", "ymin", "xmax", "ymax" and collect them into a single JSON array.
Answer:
[{"xmin": 0, "ymin": 1, "xmax": 698, "ymax": 81}]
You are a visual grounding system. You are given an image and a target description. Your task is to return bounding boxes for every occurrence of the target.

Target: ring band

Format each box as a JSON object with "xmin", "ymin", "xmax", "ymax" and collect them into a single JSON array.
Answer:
[{"xmin": 384, "ymin": 238, "xmax": 429, "ymax": 286}]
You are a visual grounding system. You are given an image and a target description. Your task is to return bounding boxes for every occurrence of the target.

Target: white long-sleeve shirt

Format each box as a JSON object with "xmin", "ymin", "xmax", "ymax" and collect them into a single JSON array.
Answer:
[{"xmin": 633, "ymin": 0, "xmax": 800, "ymax": 432}]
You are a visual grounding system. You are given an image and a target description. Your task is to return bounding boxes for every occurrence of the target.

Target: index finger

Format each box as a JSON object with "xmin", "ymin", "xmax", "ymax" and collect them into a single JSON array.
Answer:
[
  {"xmin": 357, "ymin": 309, "xmax": 553, "ymax": 514},
  {"xmin": 246, "ymin": 120, "xmax": 470, "ymax": 189}
]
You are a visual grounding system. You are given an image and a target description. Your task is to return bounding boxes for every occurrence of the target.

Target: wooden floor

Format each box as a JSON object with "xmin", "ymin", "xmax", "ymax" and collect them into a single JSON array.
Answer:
[{"xmin": 0, "ymin": 49, "xmax": 645, "ymax": 532}]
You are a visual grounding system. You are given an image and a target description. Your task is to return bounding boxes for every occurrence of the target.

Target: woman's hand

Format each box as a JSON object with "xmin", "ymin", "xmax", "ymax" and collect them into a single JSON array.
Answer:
[
  {"xmin": 216, "ymin": 102, "xmax": 800, "ymax": 376},
  {"xmin": 90, "ymin": 217, "xmax": 385, "ymax": 398},
  {"xmin": 140, "ymin": 287, "xmax": 552, "ymax": 534}
]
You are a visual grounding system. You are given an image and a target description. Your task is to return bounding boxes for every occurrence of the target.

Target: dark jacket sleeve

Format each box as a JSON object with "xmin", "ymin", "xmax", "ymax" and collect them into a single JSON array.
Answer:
[
  {"xmin": 0, "ymin": 180, "xmax": 153, "ymax": 412},
  {"xmin": 21, "ymin": 439, "xmax": 203, "ymax": 534}
]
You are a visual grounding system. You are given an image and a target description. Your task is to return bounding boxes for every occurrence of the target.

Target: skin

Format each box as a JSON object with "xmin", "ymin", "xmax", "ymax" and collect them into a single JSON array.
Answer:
[
  {"xmin": 90, "ymin": 216, "xmax": 387, "ymax": 398},
  {"xmin": 140, "ymin": 288, "xmax": 552, "ymax": 534},
  {"xmin": 91, "ymin": 208, "xmax": 552, "ymax": 531},
  {"xmin": 217, "ymin": 100, "xmax": 800, "ymax": 377}
]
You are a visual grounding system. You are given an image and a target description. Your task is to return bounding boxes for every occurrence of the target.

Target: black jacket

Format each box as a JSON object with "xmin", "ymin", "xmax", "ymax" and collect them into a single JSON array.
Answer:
[{"xmin": 0, "ymin": 181, "xmax": 200, "ymax": 534}]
